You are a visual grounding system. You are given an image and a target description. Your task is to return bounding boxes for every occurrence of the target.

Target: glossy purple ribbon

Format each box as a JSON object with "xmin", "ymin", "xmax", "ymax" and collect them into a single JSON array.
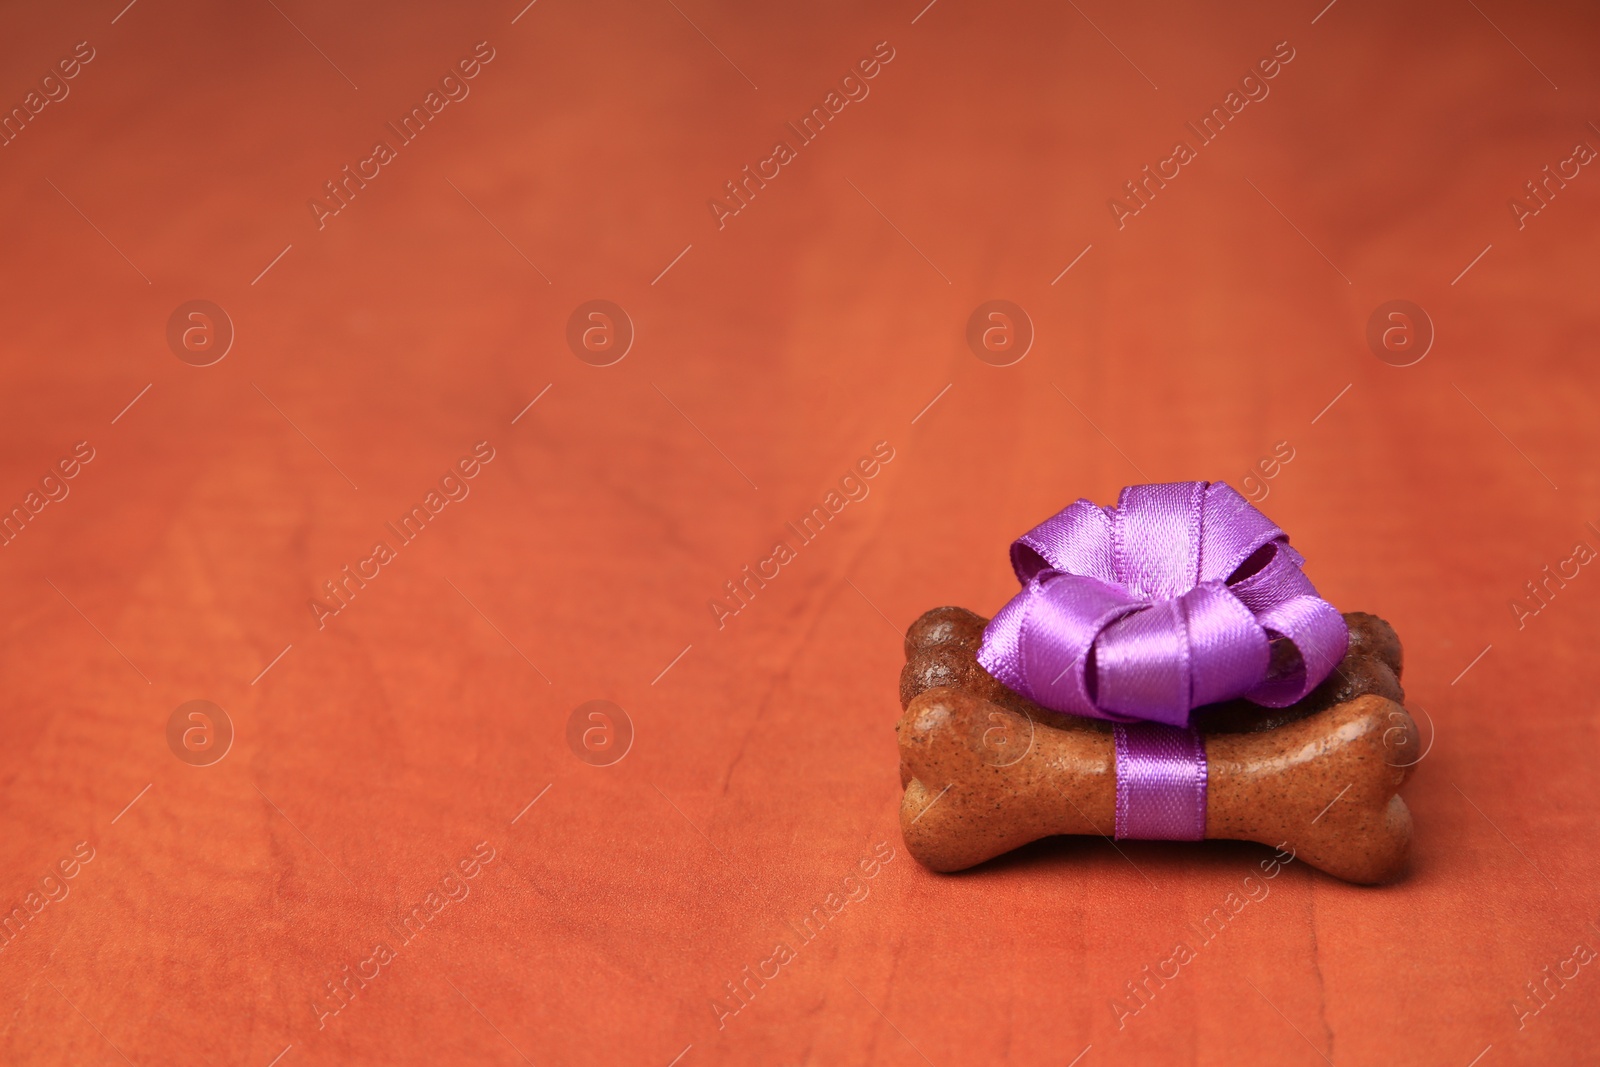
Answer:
[
  {"xmin": 1114, "ymin": 723, "xmax": 1207, "ymax": 840},
  {"xmin": 978, "ymin": 481, "xmax": 1347, "ymax": 727},
  {"xmin": 978, "ymin": 482, "xmax": 1347, "ymax": 840}
]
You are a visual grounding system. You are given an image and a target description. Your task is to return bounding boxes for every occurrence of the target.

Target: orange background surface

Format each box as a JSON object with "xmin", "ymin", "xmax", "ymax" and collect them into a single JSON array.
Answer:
[{"xmin": 1, "ymin": 1, "xmax": 1597, "ymax": 1064}]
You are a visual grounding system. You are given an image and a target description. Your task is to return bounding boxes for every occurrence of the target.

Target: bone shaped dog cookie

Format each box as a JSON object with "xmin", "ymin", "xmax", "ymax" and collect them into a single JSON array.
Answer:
[{"xmin": 896, "ymin": 607, "xmax": 1418, "ymax": 884}]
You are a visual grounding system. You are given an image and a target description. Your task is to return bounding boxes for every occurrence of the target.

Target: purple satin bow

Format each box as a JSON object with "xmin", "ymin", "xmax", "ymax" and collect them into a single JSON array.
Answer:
[{"xmin": 978, "ymin": 481, "xmax": 1348, "ymax": 729}]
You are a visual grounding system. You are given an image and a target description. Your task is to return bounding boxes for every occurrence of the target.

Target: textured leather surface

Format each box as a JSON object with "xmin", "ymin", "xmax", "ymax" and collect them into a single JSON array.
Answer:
[{"xmin": 0, "ymin": 1, "xmax": 1595, "ymax": 1064}]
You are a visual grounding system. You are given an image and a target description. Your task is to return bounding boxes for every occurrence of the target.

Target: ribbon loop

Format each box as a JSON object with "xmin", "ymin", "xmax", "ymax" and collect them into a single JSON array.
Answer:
[
  {"xmin": 1095, "ymin": 600, "xmax": 1191, "ymax": 725},
  {"xmin": 978, "ymin": 481, "xmax": 1347, "ymax": 727},
  {"xmin": 1113, "ymin": 482, "xmax": 1204, "ymax": 599},
  {"xmin": 1010, "ymin": 499, "xmax": 1115, "ymax": 584}
]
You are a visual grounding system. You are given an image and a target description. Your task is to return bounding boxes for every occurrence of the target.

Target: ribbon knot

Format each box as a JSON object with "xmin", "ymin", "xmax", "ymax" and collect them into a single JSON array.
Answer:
[{"xmin": 977, "ymin": 482, "xmax": 1347, "ymax": 728}]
